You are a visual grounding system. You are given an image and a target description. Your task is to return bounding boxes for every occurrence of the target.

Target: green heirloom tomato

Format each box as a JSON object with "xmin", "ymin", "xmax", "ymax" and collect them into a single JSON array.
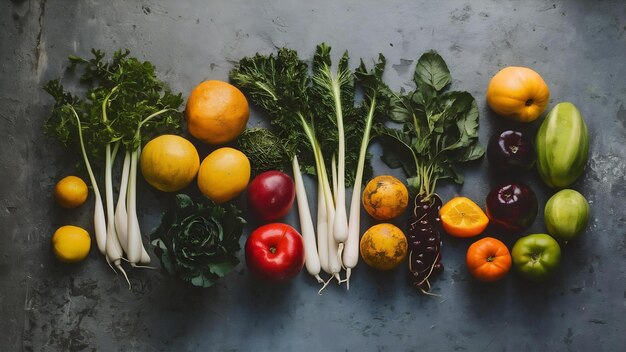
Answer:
[
  {"xmin": 544, "ymin": 189, "xmax": 589, "ymax": 242},
  {"xmin": 511, "ymin": 234, "xmax": 561, "ymax": 281}
]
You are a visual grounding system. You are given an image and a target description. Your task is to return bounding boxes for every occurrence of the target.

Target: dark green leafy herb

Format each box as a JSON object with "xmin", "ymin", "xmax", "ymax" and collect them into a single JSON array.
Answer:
[
  {"xmin": 238, "ymin": 127, "xmax": 291, "ymax": 175},
  {"xmin": 44, "ymin": 49, "xmax": 183, "ymax": 156},
  {"xmin": 228, "ymin": 44, "xmax": 365, "ymax": 185},
  {"xmin": 150, "ymin": 194, "xmax": 246, "ymax": 288},
  {"xmin": 229, "ymin": 48, "xmax": 314, "ymax": 169},
  {"xmin": 377, "ymin": 51, "xmax": 484, "ymax": 197}
]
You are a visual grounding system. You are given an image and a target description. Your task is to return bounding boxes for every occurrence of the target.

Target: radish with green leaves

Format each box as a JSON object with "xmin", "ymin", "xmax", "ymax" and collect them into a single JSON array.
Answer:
[
  {"xmin": 378, "ymin": 51, "xmax": 484, "ymax": 294},
  {"xmin": 44, "ymin": 49, "xmax": 183, "ymax": 285}
]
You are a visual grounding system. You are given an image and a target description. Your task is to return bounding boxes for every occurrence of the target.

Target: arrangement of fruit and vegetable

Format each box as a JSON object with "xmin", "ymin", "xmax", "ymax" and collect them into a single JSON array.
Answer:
[{"xmin": 45, "ymin": 43, "xmax": 591, "ymax": 295}]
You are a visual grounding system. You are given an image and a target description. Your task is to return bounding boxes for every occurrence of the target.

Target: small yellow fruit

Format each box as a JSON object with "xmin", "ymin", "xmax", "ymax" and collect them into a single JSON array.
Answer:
[
  {"xmin": 362, "ymin": 175, "xmax": 409, "ymax": 221},
  {"xmin": 140, "ymin": 135, "xmax": 200, "ymax": 192},
  {"xmin": 54, "ymin": 176, "xmax": 89, "ymax": 208},
  {"xmin": 360, "ymin": 223, "xmax": 408, "ymax": 270},
  {"xmin": 197, "ymin": 147, "xmax": 250, "ymax": 203},
  {"xmin": 52, "ymin": 225, "xmax": 91, "ymax": 263}
]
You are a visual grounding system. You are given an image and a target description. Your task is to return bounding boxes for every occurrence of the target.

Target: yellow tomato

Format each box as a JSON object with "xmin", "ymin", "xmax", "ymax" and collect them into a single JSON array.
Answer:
[
  {"xmin": 52, "ymin": 225, "xmax": 91, "ymax": 263},
  {"xmin": 140, "ymin": 135, "xmax": 200, "ymax": 192},
  {"xmin": 486, "ymin": 66, "xmax": 550, "ymax": 123},
  {"xmin": 360, "ymin": 223, "xmax": 408, "ymax": 270},
  {"xmin": 362, "ymin": 175, "xmax": 409, "ymax": 221},
  {"xmin": 197, "ymin": 147, "xmax": 250, "ymax": 203},
  {"xmin": 54, "ymin": 176, "xmax": 88, "ymax": 208}
]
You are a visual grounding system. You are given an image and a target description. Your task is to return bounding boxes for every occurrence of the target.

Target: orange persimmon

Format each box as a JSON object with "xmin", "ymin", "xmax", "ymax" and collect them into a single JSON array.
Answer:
[
  {"xmin": 439, "ymin": 197, "xmax": 489, "ymax": 238},
  {"xmin": 486, "ymin": 66, "xmax": 550, "ymax": 123},
  {"xmin": 466, "ymin": 237, "xmax": 512, "ymax": 282}
]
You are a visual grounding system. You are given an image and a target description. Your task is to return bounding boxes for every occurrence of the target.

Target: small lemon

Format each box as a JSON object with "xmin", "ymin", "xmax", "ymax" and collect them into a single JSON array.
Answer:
[
  {"xmin": 52, "ymin": 225, "xmax": 91, "ymax": 263},
  {"xmin": 54, "ymin": 176, "xmax": 89, "ymax": 208}
]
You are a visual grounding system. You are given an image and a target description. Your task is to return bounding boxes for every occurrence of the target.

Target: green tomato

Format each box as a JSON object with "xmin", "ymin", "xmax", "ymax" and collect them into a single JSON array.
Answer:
[
  {"xmin": 544, "ymin": 189, "xmax": 589, "ymax": 241},
  {"xmin": 511, "ymin": 234, "xmax": 561, "ymax": 281}
]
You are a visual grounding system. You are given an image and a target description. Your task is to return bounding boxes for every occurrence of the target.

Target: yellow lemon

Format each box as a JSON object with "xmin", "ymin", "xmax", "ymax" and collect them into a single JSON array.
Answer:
[
  {"xmin": 52, "ymin": 225, "xmax": 91, "ymax": 263},
  {"xmin": 185, "ymin": 80, "xmax": 250, "ymax": 145}
]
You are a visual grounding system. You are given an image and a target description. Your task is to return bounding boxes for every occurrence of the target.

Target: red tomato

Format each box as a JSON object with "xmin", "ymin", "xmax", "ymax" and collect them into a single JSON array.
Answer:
[
  {"xmin": 245, "ymin": 223, "xmax": 305, "ymax": 282},
  {"xmin": 247, "ymin": 171, "xmax": 295, "ymax": 222}
]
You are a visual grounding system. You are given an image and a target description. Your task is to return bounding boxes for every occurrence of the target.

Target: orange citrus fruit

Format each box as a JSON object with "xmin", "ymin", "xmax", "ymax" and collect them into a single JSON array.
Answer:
[
  {"xmin": 362, "ymin": 175, "xmax": 409, "ymax": 221},
  {"xmin": 140, "ymin": 135, "xmax": 200, "ymax": 192},
  {"xmin": 52, "ymin": 225, "xmax": 91, "ymax": 263},
  {"xmin": 54, "ymin": 176, "xmax": 89, "ymax": 208},
  {"xmin": 197, "ymin": 147, "xmax": 250, "ymax": 203},
  {"xmin": 185, "ymin": 80, "xmax": 249, "ymax": 145},
  {"xmin": 439, "ymin": 197, "xmax": 489, "ymax": 238},
  {"xmin": 360, "ymin": 223, "xmax": 408, "ymax": 270}
]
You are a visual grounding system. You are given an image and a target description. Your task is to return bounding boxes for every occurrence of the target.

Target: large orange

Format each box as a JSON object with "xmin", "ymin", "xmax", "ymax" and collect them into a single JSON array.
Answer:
[
  {"xmin": 197, "ymin": 147, "xmax": 250, "ymax": 203},
  {"xmin": 185, "ymin": 80, "xmax": 249, "ymax": 145},
  {"xmin": 140, "ymin": 135, "xmax": 200, "ymax": 192}
]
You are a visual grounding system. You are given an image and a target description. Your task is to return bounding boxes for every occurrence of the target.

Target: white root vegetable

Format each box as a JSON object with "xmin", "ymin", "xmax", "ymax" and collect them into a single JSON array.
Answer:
[
  {"xmin": 292, "ymin": 156, "xmax": 323, "ymax": 283},
  {"xmin": 316, "ymin": 176, "xmax": 330, "ymax": 275},
  {"xmin": 126, "ymin": 148, "xmax": 144, "ymax": 265},
  {"xmin": 330, "ymin": 75, "xmax": 349, "ymax": 247},
  {"xmin": 318, "ymin": 152, "xmax": 342, "ymax": 283},
  {"xmin": 104, "ymin": 143, "xmax": 130, "ymax": 287},
  {"xmin": 344, "ymin": 99, "xmax": 377, "ymax": 289},
  {"xmin": 115, "ymin": 150, "xmax": 150, "ymax": 264},
  {"xmin": 70, "ymin": 107, "xmax": 107, "ymax": 255},
  {"xmin": 344, "ymin": 186, "xmax": 361, "ymax": 290},
  {"xmin": 114, "ymin": 151, "xmax": 131, "ymax": 253},
  {"xmin": 93, "ymin": 194, "xmax": 107, "ymax": 256},
  {"xmin": 331, "ymin": 154, "xmax": 338, "ymax": 204}
]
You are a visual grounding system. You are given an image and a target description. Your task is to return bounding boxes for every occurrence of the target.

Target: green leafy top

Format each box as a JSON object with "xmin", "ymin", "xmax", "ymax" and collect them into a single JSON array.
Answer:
[
  {"xmin": 237, "ymin": 127, "xmax": 291, "ymax": 175},
  {"xmin": 229, "ymin": 44, "xmax": 366, "ymax": 185},
  {"xmin": 309, "ymin": 44, "xmax": 366, "ymax": 185},
  {"xmin": 354, "ymin": 53, "xmax": 393, "ymax": 136},
  {"xmin": 44, "ymin": 49, "xmax": 183, "ymax": 160},
  {"xmin": 378, "ymin": 51, "xmax": 484, "ymax": 198},
  {"xmin": 228, "ymin": 48, "xmax": 313, "ymax": 167},
  {"xmin": 150, "ymin": 194, "xmax": 246, "ymax": 288}
]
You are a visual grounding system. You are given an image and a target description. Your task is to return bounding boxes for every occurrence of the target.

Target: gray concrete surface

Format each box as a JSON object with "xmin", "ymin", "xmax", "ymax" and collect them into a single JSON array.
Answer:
[{"xmin": 1, "ymin": 0, "xmax": 626, "ymax": 351}]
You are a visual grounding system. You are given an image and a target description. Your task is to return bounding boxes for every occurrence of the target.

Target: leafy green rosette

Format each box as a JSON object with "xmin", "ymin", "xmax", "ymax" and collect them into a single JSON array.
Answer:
[{"xmin": 151, "ymin": 194, "xmax": 246, "ymax": 287}]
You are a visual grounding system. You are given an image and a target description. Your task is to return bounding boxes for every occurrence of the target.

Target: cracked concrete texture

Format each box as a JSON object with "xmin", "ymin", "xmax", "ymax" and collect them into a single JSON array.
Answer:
[{"xmin": 1, "ymin": 0, "xmax": 626, "ymax": 350}]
